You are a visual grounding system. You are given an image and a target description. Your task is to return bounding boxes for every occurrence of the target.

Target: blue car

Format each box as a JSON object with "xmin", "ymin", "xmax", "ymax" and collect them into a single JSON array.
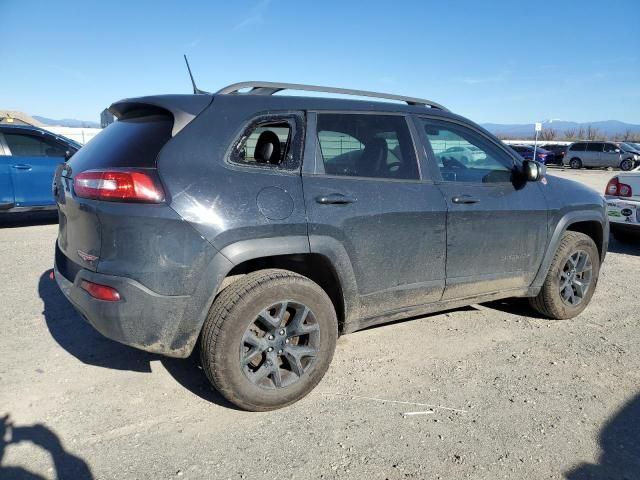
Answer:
[
  {"xmin": 509, "ymin": 144, "xmax": 552, "ymax": 164},
  {"xmin": 0, "ymin": 125, "xmax": 80, "ymax": 213}
]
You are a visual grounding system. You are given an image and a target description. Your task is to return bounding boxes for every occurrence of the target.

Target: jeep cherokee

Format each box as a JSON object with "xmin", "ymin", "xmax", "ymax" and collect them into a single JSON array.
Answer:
[{"xmin": 53, "ymin": 82, "xmax": 608, "ymax": 411}]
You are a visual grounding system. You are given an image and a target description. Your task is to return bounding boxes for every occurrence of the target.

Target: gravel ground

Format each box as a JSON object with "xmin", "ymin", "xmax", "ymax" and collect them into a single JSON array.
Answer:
[{"xmin": 1, "ymin": 169, "xmax": 638, "ymax": 480}]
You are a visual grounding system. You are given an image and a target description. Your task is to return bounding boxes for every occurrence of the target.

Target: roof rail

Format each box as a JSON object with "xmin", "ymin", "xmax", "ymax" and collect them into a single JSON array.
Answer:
[{"xmin": 216, "ymin": 81, "xmax": 449, "ymax": 111}]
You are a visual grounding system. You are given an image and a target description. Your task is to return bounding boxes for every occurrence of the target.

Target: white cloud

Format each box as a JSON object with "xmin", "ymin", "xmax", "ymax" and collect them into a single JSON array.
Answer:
[{"xmin": 234, "ymin": 0, "xmax": 271, "ymax": 31}]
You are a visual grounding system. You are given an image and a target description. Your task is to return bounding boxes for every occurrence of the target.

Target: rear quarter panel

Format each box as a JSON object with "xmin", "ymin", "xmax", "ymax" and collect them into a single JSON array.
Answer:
[{"xmin": 157, "ymin": 95, "xmax": 308, "ymax": 253}]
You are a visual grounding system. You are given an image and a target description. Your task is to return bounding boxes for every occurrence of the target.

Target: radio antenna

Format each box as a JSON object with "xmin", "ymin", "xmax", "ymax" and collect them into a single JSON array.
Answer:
[{"xmin": 183, "ymin": 55, "xmax": 209, "ymax": 94}]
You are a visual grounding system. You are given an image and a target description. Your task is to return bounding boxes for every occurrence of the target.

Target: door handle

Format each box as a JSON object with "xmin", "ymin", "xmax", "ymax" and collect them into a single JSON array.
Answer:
[
  {"xmin": 11, "ymin": 164, "xmax": 32, "ymax": 170},
  {"xmin": 316, "ymin": 193, "xmax": 357, "ymax": 205},
  {"xmin": 452, "ymin": 195, "xmax": 479, "ymax": 204}
]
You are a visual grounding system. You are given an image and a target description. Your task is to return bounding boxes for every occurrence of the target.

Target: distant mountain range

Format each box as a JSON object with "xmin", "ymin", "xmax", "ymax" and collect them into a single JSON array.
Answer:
[
  {"xmin": 482, "ymin": 120, "xmax": 640, "ymax": 138},
  {"xmin": 33, "ymin": 115, "xmax": 100, "ymax": 128}
]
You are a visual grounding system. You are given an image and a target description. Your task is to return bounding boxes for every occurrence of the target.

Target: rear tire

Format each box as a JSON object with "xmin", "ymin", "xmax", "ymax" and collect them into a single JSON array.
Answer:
[
  {"xmin": 529, "ymin": 232, "xmax": 600, "ymax": 320},
  {"xmin": 620, "ymin": 159, "xmax": 634, "ymax": 171},
  {"xmin": 200, "ymin": 269, "xmax": 338, "ymax": 411},
  {"xmin": 569, "ymin": 158, "xmax": 582, "ymax": 169}
]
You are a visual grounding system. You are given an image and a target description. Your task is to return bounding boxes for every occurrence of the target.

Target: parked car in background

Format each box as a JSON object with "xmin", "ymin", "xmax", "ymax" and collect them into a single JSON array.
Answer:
[
  {"xmin": 540, "ymin": 143, "xmax": 568, "ymax": 165},
  {"xmin": 53, "ymin": 81, "xmax": 608, "ymax": 411},
  {"xmin": 442, "ymin": 145, "xmax": 486, "ymax": 165},
  {"xmin": 605, "ymin": 165, "xmax": 640, "ymax": 242},
  {"xmin": 564, "ymin": 141, "xmax": 637, "ymax": 171},
  {"xmin": 617, "ymin": 143, "xmax": 640, "ymax": 166},
  {"xmin": 509, "ymin": 144, "xmax": 552, "ymax": 164},
  {"xmin": 0, "ymin": 125, "xmax": 80, "ymax": 214}
]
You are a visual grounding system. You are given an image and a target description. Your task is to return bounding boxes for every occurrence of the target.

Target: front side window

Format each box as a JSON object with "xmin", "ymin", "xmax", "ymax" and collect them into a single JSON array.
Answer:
[
  {"xmin": 316, "ymin": 114, "xmax": 419, "ymax": 180},
  {"xmin": 4, "ymin": 133, "xmax": 65, "ymax": 157},
  {"xmin": 418, "ymin": 119, "xmax": 514, "ymax": 183},
  {"xmin": 603, "ymin": 143, "xmax": 618, "ymax": 153}
]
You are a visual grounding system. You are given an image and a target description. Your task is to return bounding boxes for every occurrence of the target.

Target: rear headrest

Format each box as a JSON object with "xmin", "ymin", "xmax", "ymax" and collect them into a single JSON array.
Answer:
[{"xmin": 254, "ymin": 130, "xmax": 282, "ymax": 164}]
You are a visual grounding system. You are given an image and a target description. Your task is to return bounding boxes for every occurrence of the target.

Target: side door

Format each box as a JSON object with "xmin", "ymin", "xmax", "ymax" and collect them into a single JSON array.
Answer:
[
  {"xmin": 584, "ymin": 142, "xmax": 603, "ymax": 167},
  {"xmin": 3, "ymin": 131, "xmax": 66, "ymax": 206},
  {"xmin": 602, "ymin": 142, "xmax": 621, "ymax": 167},
  {"xmin": 0, "ymin": 133, "xmax": 15, "ymax": 210},
  {"xmin": 414, "ymin": 116, "xmax": 548, "ymax": 300},
  {"xmin": 302, "ymin": 112, "xmax": 448, "ymax": 323}
]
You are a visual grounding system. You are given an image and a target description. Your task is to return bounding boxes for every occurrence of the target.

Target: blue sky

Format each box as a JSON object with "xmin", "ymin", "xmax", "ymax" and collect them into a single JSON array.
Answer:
[{"xmin": 1, "ymin": 0, "xmax": 638, "ymax": 124}]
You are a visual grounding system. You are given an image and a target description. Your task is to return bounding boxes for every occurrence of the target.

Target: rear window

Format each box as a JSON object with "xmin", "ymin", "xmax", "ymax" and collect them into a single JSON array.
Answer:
[{"xmin": 66, "ymin": 114, "xmax": 172, "ymax": 174}]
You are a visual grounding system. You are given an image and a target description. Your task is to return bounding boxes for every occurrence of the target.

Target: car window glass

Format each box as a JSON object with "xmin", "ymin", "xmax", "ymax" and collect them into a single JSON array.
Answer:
[
  {"xmin": 4, "ymin": 133, "xmax": 65, "ymax": 157},
  {"xmin": 571, "ymin": 143, "xmax": 586, "ymax": 151},
  {"xmin": 586, "ymin": 143, "xmax": 603, "ymax": 152},
  {"xmin": 231, "ymin": 121, "xmax": 292, "ymax": 168},
  {"xmin": 603, "ymin": 143, "xmax": 617, "ymax": 153},
  {"xmin": 316, "ymin": 114, "xmax": 419, "ymax": 180},
  {"xmin": 419, "ymin": 119, "xmax": 513, "ymax": 183}
]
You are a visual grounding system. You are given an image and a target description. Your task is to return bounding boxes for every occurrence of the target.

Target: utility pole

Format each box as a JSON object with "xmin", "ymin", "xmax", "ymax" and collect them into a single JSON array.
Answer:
[{"xmin": 533, "ymin": 122, "xmax": 542, "ymax": 162}]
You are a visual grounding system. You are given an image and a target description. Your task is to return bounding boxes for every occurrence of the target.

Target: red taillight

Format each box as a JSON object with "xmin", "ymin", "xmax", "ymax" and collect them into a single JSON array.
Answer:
[
  {"xmin": 80, "ymin": 280, "xmax": 121, "ymax": 302},
  {"xmin": 605, "ymin": 177, "xmax": 632, "ymax": 197},
  {"xmin": 74, "ymin": 170, "xmax": 164, "ymax": 203}
]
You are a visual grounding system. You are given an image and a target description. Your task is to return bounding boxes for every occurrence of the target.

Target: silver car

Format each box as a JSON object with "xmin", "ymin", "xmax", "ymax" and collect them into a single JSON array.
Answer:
[{"xmin": 564, "ymin": 141, "xmax": 637, "ymax": 170}]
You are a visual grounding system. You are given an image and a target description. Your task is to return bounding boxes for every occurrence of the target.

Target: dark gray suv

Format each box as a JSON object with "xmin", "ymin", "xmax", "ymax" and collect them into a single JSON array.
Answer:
[{"xmin": 53, "ymin": 82, "xmax": 608, "ymax": 410}]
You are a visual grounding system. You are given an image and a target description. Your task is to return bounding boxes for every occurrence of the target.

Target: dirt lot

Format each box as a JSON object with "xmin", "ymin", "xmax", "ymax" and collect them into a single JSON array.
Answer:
[{"xmin": 1, "ymin": 169, "xmax": 638, "ymax": 480}]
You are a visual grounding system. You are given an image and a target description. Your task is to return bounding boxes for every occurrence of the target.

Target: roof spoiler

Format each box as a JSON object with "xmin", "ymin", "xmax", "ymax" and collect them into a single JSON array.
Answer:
[{"xmin": 109, "ymin": 94, "xmax": 213, "ymax": 136}]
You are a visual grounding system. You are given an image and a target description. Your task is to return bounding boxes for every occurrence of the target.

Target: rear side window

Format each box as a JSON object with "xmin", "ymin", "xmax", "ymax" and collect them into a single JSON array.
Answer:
[
  {"xmin": 4, "ymin": 133, "xmax": 65, "ymax": 157},
  {"xmin": 316, "ymin": 114, "xmax": 419, "ymax": 180},
  {"xmin": 67, "ymin": 114, "xmax": 172, "ymax": 173},
  {"xmin": 570, "ymin": 143, "xmax": 587, "ymax": 151},
  {"xmin": 231, "ymin": 120, "xmax": 292, "ymax": 168},
  {"xmin": 586, "ymin": 143, "xmax": 603, "ymax": 152}
]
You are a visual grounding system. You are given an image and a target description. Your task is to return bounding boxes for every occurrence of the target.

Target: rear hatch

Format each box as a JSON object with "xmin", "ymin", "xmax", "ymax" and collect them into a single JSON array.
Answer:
[{"xmin": 55, "ymin": 111, "xmax": 175, "ymax": 276}]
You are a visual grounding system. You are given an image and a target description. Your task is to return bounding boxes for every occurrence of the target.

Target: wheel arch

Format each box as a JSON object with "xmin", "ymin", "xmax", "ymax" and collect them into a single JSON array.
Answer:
[
  {"xmin": 215, "ymin": 236, "xmax": 359, "ymax": 335},
  {"xmin": 531, "ymin": 211, "xmax": 608, "ymax": 291}
]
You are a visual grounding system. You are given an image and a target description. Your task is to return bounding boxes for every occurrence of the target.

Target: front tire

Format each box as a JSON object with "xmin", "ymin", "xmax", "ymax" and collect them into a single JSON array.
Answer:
[
  {"xmin": 569, "ymin": 158, "xmax": 582, "ymax": 169},
  {"xmin": 200, "ymin": 269, "xmax": 338, "ymax": 411},
  {"xmin": 529, "ymin": 232, "xmax": 600, "ymax": 319},
  {"xmin": 620, "ymin": 159, "xmax": 634, "ymax": 171}
]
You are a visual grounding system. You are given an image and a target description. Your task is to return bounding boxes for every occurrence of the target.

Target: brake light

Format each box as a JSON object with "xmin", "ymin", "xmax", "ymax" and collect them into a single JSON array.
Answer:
[
  {"xmin": 74, "ymin": 170, "xmax": 164, "ymax": 203},
  {"xmin": 80, "ymin": 280, "xmax": 121, "ymax": 302},
  {"xmin": 605, "ymin": 177, "xmax": 632, "ymax": 197}
]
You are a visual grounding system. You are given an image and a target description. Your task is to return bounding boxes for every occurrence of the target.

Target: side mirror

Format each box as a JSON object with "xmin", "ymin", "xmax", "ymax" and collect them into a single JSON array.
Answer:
[
  {"xmin": 615, "ymin": 149, "xmax": 621, "ymax": 153},
  {"xmin": 522, "ymin": 160, "xmax": 546, "ymax": 182}
]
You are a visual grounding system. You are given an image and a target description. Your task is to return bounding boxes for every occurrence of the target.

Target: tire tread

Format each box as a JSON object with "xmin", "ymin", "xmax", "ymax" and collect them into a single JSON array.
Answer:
[
  {"xmin": 529, "ymin": 231, "xmax": 599, "ymax": 320},
  {"xmin": 200, "ymin": 269, "xmax": 336, "ymax": 411}
]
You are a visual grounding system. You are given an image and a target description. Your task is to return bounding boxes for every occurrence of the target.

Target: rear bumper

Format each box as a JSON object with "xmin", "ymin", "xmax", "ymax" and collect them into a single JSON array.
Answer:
[
  {"xmin": 606, "ymin": 197, "xmax": 640, "ymax": 227},
  {"xmin": 54, "ymin": 253, "xmax": 196, "ymax": 358}
]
